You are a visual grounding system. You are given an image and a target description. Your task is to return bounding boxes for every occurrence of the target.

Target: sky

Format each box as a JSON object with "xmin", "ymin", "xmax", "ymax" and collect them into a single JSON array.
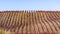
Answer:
[{"xmin": 0, "ymin": 0, "xmax": 60, "ymax": 10}]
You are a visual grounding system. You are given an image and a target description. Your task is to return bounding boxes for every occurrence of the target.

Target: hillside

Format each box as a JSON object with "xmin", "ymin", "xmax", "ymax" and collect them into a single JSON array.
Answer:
[{"xmin": 0, "ymin": 11, "xmax": 60, "ymax": 34}]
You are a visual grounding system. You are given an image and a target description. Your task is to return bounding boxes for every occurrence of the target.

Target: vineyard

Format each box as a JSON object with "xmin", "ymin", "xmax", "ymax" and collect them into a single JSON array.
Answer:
[{"xmin": 0, "ymin": 11, "xmax": 60, "ymax": 34}]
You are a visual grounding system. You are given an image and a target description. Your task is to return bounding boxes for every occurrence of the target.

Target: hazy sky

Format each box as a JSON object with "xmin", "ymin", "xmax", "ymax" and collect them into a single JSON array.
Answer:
[{"xmin": 0, "ymin": 0, "xmax": 60, "ymax": 10}]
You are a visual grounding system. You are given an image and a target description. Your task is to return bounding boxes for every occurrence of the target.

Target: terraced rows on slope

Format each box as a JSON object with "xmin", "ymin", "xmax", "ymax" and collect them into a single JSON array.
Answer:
[{"xmin": 0, "ymin": 11, "xmax": 60, "ymax": 34}]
